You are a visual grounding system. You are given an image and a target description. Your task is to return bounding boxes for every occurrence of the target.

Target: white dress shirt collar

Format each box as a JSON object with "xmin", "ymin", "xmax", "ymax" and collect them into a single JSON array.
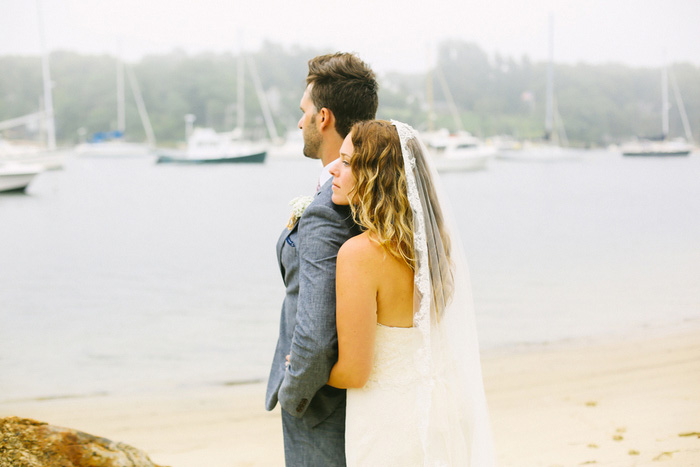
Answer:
[{"xmin": 318, "ymin": 159, "xmax": 335, "ymax": 190}]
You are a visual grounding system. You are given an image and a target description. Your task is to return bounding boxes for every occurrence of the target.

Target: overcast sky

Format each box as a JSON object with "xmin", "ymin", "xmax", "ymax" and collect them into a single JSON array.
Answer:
[{"xmin": 2, "ymin": 0, "xmax": 699, "ymax": 74}]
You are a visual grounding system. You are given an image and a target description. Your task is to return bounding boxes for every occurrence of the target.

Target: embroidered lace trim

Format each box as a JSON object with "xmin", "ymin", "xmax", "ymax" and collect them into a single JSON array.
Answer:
[
  {"xmin": 392, "ymin": 120, "xmax": 431, "ymax": 361},
  {"xmin": 391, "ymin": 120, "xmax": 434, "ymax": 454}
]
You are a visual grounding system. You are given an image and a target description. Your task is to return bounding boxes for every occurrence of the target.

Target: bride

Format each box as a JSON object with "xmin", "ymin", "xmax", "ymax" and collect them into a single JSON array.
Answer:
[{"xmin": 325, "ymin": 120, "xmax": 495, "ymax": 465}]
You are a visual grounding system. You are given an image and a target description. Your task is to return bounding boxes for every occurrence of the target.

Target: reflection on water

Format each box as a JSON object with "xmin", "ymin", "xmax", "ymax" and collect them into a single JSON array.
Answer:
[{"xmin": 1, "ymin": 151, "xmax": 699, "ymax": 400}]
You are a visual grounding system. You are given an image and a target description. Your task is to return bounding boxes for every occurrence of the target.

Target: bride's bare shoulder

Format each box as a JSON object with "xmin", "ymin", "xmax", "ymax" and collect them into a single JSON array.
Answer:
[{"xmin": 338, "ymin": 232, "xmax": 384, "ymax": 266}]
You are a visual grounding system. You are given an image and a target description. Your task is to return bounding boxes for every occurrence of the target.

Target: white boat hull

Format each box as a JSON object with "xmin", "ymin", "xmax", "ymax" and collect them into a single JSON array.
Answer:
[
  {"xmin": 433, "ymin": 149, "xmax": 494, "ymax": 172},
  {"xmin": 1, "ymin": 141, "xmax": 68, "ymax": 170},
  {"xmin": 0, "ymin": 164, "xmax": 43, "ymax": 192},
  {"xmin": 621, "ymin": 140, "xmax": 692, "ymax": 157},
  {"xmin": 159, "ymin": 127, "xmax": 268, "ymax": 164},
  {"xmin": 156, "ymin": 150, "xmax": 266, "ymax": 164},
  {"xmin": 75, "ymin": 141, "xmax": 152, "ymax": 158},
  {"xmin": 497, "ymin": 145, "xmax": 581, "ymax": 162},
  {"xmin": 425, "ymin": 130, "xmax": 496, "ymax": 172}
]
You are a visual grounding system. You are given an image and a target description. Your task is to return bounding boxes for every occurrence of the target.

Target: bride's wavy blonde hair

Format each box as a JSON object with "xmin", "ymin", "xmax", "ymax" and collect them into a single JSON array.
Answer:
[{"xmin": 348, "ymin": 120, "xmax": 415, "ymax": 268}]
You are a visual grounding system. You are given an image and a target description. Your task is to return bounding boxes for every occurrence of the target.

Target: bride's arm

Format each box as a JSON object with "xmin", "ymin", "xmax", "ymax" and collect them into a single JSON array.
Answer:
[{"xmin": 327, "ymin": 236, "xmax": 378, "ymax": 389}]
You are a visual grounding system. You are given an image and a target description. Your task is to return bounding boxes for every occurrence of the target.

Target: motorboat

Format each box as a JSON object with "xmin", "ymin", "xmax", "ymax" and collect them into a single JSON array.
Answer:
[
  {"xmin": 156, "ymin": 127, "xmax": 267, "ymax": 164},
  {"xmin": 425, "ymin": 130, "xmax": 495, "ymax": 172}
]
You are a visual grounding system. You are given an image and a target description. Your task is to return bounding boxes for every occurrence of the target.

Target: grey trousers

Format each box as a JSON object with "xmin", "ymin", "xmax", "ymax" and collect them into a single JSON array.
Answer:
[{"xmin": 281, "ymin": 401, "xmax": 346, "ymax": 467}]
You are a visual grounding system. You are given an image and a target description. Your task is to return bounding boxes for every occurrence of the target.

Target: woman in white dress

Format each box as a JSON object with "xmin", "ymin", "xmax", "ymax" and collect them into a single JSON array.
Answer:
[{"xmin": 326, "ymin": 120, "xmax": 495, "ymax": 466}]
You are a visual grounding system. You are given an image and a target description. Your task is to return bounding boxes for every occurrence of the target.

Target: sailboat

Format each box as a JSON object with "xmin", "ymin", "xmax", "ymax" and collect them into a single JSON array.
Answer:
[
  {"xmin": 75, "ymin": 53, "xmax": 156, "ymax": 157},
  {"xmin": 498, "ymin": 14, "xmax": 580, "ymax": 162},
  {"xmin": 0, "ymin": 114, "xmax": 46, "ymax": 165},
  {"xmin": 0, "ymin": 0, "xmax": 63, "ymax": 191},
  {"xmin": 156, "ymin": 53, "xmax": 275, "ymax": 164},
  {"xmin": 423, "ymin": 53, "xmax": 496, "ymax": 172},
  {"xmin": 621, "ymin": 64, "xmax": 694, "ymax": 157}
]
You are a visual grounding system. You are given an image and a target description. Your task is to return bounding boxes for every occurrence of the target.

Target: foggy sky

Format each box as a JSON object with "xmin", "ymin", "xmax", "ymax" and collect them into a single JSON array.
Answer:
[{"xmin": 2, "ymin": 0, "xmax": 699, "ymax": 73}]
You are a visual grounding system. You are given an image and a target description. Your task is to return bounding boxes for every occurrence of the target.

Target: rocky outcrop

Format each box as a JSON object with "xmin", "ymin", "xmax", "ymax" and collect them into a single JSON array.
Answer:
[{"xmin": 0, "ymin": 417, "xmax": 166, "ymax": 467}]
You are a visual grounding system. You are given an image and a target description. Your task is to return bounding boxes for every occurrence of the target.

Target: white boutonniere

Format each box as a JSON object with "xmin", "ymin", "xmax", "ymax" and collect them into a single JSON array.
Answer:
[{"xmin": 286, "ymin": 195, "xmax": 314, "ymax": 230}]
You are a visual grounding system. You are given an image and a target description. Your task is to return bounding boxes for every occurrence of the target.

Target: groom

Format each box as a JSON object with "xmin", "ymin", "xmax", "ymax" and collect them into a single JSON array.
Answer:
[{"xmin": 266, "ymin": 53, "xmax": 378, "ymax": 465}]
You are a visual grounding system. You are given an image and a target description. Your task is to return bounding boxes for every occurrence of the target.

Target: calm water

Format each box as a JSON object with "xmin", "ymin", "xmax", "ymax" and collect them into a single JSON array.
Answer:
[{"xmin": 1, "ymin": 150, "xmax": 699, "ymax": 401}]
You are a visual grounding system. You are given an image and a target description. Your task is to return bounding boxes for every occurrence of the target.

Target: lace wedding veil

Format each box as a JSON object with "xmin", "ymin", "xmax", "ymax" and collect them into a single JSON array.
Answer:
[{"xmin": 392, "ymin": 120, "xmax": 495, "ymax": 465}]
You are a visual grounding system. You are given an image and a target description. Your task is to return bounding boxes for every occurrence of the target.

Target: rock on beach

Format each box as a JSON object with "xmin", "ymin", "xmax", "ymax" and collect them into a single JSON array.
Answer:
[{"xmin": 0, "ymin": 417, "xmax": 165, "ymax": 467}]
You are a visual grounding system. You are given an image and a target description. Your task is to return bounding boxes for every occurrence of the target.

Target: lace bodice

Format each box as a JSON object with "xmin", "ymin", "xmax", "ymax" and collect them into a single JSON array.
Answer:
[
  {"xmin": 361, "ymin": 323, "xmax": 423, "ymax": 391},
  {"xmin": 345, "ymin": 323, "xmax": 425, "ymax": 466}
]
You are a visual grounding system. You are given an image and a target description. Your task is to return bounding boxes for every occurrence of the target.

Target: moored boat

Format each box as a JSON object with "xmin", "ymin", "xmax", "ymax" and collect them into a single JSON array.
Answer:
[
  {"xmin": 0, "ymin": 163, "xmax": 43, "ymax": 193},
  {"xmin": 156, "ymin": 151, "xmax": 266, "ymax": 164},
  {"xmin": 498, "ymin": 14, "xmax": 581, "ymax": 163},
  {"xmin": 157, "ymin": 51, "xmax": 274, "ymax": 166},
  {"xmin": 621, "ymin": 138, "xmax": 691, "ymax": 157},
  {"xmin": 622, "ymin": 64, "xmax": 694, "ymax": 157},
  {"xmin": 155, "ymin": 127, "xmax": 267, "ymax": 164},
  {"xmin": 75, "ymin": 131, "xmax": 152, "ymax": 158},
  {"xmin": 425, "ymin": 130, "xmax": 495, "ymax": 172},
  {"xmin": 76, "ymin": 57, "xmax": 156, "ymax": 158}
]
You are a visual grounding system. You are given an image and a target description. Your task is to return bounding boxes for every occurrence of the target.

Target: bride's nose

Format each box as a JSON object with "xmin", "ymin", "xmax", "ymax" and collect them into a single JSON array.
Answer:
[{"xmin": 328, "ymin": 158, "xmax": 340, "ymax": 176}]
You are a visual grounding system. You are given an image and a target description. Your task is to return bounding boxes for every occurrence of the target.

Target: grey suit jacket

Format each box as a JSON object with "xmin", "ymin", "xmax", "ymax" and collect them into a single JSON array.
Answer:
[{"xmin": 265, "ymin": 180, "xmax": 361, "ymax": 427}]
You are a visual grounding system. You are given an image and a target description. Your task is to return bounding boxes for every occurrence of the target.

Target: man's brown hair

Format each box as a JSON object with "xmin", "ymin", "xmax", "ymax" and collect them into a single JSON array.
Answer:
[{"xmin": 306, "ymin": 53, "xmax": 378, "ymax": 138}]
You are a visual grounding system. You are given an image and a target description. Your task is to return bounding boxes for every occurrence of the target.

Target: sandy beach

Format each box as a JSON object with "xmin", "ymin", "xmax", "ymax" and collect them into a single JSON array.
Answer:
[{"xmin": 3, "ymin": 325, "xmax": 699, "ymax": 466}]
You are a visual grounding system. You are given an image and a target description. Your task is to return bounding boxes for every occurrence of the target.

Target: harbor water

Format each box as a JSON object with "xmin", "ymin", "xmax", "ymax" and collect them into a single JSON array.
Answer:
[{"xmin": 1, "ymin": 150, "xmax": 699, "ymax": 401}]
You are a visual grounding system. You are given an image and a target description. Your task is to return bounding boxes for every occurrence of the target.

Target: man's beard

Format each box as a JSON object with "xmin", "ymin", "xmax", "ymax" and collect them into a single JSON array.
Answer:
[{"xmin": 302, "ymin": 116, "xmax": 322, "ymax": 159}]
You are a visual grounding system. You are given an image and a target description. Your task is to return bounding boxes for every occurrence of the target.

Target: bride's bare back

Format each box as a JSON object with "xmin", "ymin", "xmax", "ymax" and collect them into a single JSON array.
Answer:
[
  {"xmin": 327, "ymin": 231, "xmax": 414, "ymax": 388},
  {"xmin": 356, "ymin": 233, "xmax": 414, "ymax": 328}
]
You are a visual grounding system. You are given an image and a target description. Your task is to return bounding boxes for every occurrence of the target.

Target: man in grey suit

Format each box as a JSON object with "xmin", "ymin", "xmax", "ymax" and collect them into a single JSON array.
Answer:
[{"xmin": 265, "ymin": 53, "xmax": 378, "ymax": 466}]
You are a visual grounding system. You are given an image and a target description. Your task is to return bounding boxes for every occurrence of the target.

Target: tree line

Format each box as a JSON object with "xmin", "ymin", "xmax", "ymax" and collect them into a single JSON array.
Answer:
[{"xmin": 1, "ymin": 40, "xmax": 698, "ymax": 147}]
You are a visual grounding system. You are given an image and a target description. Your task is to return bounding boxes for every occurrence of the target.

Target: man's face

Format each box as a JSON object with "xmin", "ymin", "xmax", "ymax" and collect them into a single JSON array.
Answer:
[{"xmin": 298, "ymin": 84, "xmax": 321, "ymax": 160}]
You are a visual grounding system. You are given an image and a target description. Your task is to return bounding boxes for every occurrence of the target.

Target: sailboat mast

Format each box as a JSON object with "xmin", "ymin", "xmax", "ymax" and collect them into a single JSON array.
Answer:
[
  {"xmin": 661, "ymin": 64, "xmax": 669, "ymax": 139},
  {"xmin": 436, "ymin": 66, "xmax": 464, "ymax": 132},
  {"xmin": 237, "ymin": 52, "xmax": 245, "ymax": 132},
  {"xmin": 125, "ymin": 65, "xmax": 156, "ymax": 147},
  {"xmin": 669, "ymin": 67, "xmax": 695, "ymax": 144},
  {"xmin": 117, "ymin": 47, "xmax": 126, "ymax": 134},
  {"xmin": 246, "ymin": 55, "xmax": 279, "ymax": 141},
  {"xmin": 426, "ymin": 44, "xmax": 435, "ymax": 133},
  {"xmin": 36, "ymin": 0, "xmax": 56, "ymax": 150},
  {"xmin": 544, "ymin": 13, "xmax": 554, "ymax": 142}
]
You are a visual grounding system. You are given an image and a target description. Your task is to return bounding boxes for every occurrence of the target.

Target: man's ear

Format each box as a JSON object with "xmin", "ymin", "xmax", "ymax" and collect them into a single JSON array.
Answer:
[{"xmin": 318, "ymin": 108, "xmax": 335, "ymax": 132}]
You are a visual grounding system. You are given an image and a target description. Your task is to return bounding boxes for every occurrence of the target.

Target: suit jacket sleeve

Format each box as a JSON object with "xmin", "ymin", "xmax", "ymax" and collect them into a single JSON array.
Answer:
[{"xmin": 277, "ymin": 200, "xmax": 350, "ymax": 418}]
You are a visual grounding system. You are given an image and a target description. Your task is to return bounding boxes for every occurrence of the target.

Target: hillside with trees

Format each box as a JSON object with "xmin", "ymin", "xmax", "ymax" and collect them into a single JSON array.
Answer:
[{"xmin": 1, "ymin": 40, "xmax": 698, "ymax": 147}]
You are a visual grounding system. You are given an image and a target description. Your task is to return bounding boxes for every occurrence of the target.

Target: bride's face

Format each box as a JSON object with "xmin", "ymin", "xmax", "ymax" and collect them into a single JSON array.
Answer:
[{"xmin": 329, "ymin": 133, "xmax": 356, "ymax": 206}]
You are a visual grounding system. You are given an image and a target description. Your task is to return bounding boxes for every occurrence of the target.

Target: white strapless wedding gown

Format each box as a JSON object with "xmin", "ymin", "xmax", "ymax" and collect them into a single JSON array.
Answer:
[{"xmin": 345, "ymin": 323, "xmax": 427, "ymax": 466}]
